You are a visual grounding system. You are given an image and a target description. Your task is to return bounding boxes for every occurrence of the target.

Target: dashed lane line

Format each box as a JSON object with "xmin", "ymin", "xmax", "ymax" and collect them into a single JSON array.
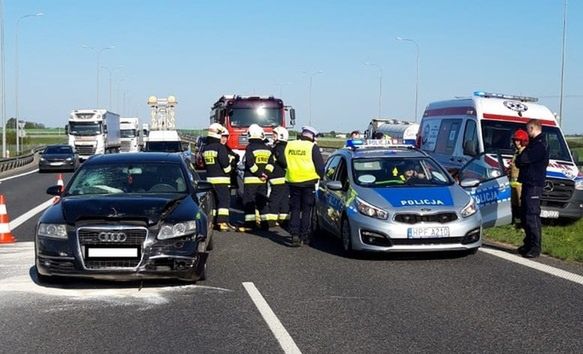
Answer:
[
  {"xmin": 480, "ymin": 247, "xmax": 583, "ymax": 286},
  {"xmin": 243, "ymin": 282, "xmax": 301, "ymax": 354},
  {"xmin": 0, "ymin": 168, "xmax": 39, "ymax": 182},
  {"xmin": 9, "ymin": 198, "xmax": 54, "ymax": 230}
]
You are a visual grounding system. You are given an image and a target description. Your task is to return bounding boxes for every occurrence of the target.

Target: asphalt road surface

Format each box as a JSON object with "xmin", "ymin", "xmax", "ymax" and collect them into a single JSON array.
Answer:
[{"xmin": 1, "ymin": 166, "xmax": 583, "ymax": 353}]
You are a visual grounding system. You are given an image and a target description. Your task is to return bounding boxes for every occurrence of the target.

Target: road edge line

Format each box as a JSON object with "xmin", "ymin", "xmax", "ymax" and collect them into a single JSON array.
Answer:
[
  {"xmin": 480, "ymin": 247, "xmax": 583, "ymax": 286},
  {"xmin": 0, "ymin": 168, "xmax": 39, "ymax": 182},
  {"xmin": 242, "ymin": 282, "xmax": 301, "ymax": 354},
  {"xmin": 9, "ymin": 198, "xmax": 54, "ymax": 230}
]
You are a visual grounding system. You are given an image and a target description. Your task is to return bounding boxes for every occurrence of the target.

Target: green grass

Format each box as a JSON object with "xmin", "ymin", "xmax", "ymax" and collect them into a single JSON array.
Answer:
[
  {"xmin": 317, "ymin": 138, "xmax": 345, "ymax": 149},
  {"xmin": 485, "ymin": 219, "xmax": 583, "ymax": 262}
]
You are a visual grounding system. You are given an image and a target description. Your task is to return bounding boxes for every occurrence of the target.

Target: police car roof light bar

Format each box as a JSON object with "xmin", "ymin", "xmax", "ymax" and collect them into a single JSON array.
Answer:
[
  {"xmin": 345, "ymin": 139, "xmax": 416, "ymax": 151},
  {"xmin": 473, "ymin": 91, "xmax": 538, "ymax": 103}
]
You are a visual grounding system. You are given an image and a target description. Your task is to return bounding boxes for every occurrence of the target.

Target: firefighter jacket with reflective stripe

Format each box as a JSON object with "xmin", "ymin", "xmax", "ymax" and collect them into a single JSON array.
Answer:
[
  {"xmin": 285, "ymin": 139, "xmax": 324, "ymax": 184},
  {"xmin": 270, "ymin": 141, "xmax": 287, "ymax": 185},
  {"xmin": 244, "ymin": 139, "xmax": 275, "ymax": 184},
  {"xmin": 202, "ymin": 138, "xmax": 232, "ymax": 185}
]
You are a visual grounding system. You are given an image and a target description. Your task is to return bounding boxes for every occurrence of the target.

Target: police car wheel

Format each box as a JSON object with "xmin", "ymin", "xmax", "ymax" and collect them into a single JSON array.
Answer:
[
  {"xmin": 310, "ymin": 208, "xmax": 321, "ymax": 237},
  {"xmin": 341, "ymin": 218, "xmax": 353, "ymax": 256}
]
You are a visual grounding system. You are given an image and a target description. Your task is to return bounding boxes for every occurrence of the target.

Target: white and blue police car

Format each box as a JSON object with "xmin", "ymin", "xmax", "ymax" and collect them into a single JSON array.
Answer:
[{"xmin": 312, "ymin": 140, "xmax": 512, "ymax": 255}]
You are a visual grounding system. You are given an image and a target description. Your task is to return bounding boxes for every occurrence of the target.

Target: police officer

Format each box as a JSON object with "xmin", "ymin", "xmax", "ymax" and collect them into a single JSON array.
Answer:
[
  {"xmin": 285, "ymin": 126, "xmax": 325, "ymax": 246},
  {"xmin": 516, "ymin": 119, "xmax": 549, "ymax": 258},
  {"xmin": 509, "ymin": 129, "xmax": 529, "ymax": 225},
  {"xmin": 269, "ymin": 126, "xmax": 290, "ymax": 227},
  {"xmin": 220, "ymin": 129, "xmax": 240, "ymax": 188},
  {"xmin": 202, "ymin": 123, "xmax": 233, "ymax": 231},
  {"xmin": 241, "ymin": 124, "xmax": 275, "ymax": 231}
]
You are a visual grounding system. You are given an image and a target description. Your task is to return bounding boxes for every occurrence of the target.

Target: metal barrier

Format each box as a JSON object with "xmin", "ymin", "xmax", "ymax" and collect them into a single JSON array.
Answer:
[{"xmin": 0, "ymin": 146, "xmax": 45, "ymax": 173}]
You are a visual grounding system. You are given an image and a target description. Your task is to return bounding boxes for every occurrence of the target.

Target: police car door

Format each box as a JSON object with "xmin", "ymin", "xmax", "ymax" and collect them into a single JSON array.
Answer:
[
  {"xmin": 317, "ymin": 155, "xmax": 342, "ymax": 233},
  {"xmin": 458, "ymin": 153, "xmax": 512, "ymax": 228}
]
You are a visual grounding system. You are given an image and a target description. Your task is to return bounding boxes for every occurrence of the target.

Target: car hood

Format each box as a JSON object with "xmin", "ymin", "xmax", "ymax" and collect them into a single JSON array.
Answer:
[
  {"xmin": 60, "ymin": 194, "xmax": 187, "ymax": 224},
  {"xmin": 353, "ymin": 184, "xmax": 471, "ymax": 212}
]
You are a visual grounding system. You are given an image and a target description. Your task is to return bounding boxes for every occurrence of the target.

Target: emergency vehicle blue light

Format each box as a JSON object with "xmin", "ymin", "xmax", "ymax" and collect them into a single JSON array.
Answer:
[
  {"xmin": 346, "ymin": 139, "xmax": 364, "ymax": 149},
  {"xmin": 474, "ymin": 91, "xmax": 486, "ymax": 97}
]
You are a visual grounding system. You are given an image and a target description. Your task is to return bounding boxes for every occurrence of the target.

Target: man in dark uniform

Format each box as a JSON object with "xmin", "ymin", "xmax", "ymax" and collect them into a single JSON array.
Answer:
[
  {"xmin": 516, "ymin": 119, "xmax": 549, "ymax": 258},
  {"xmin": 285, "ymin": 126, "xmax": 325, "ymax": 247},
  {"xmin": 202, "ymin": 123, "xmax": 234, "ymax": 231},
  {"xmin": 240, "ymin": 124, "xmax": 275, "ymax": 231},
  {"xmin": 269, "ymin": 126, "xmax": 290, "ymax": 227}
]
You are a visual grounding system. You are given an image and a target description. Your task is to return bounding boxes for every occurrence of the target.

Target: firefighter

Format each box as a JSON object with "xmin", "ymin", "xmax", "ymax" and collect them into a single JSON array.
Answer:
[
  {"xmin": 269, "ymin": 126, "xmax": 290, "ymax": 227},
  {"xmin": 508, "ymin": 129, "xmax": 529, "ymax": 225},
  {"xmin": 285, "ymin": 126, "xmax": 325, "ymax": 246},
  {"xmin": 240, "ymin": 124, "xmax": 275, "ymax": 231},
  {"xmin": 220, "ymin": 129, "xmax": 240, "ymax": 188},
  {"xmin": 202, "ymin": 123, "xmax": 233, "ymax": 231}
]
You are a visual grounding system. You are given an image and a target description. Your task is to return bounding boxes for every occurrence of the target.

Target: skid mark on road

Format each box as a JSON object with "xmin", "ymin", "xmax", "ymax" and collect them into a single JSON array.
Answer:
[{"xmin": 0, "ymin": 242, "xmax": 232, "ymax": 307}]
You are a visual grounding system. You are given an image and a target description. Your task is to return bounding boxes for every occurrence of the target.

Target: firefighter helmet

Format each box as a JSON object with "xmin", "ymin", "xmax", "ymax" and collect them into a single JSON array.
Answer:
[
  {"xmin": 273, "ymin": 126, "xmax": 289, "ymax": 142},
  {"xmin": 208, "ymin": 123, "xmax": 225, "ymax": 139},
  {"xmin": 247, "ymin": 124, "xmax": 265, "ymax": 140}
]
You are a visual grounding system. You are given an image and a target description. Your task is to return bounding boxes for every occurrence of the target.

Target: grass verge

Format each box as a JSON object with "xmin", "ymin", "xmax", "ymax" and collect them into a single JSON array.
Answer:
[{"xmin": 484, "ymin": 218, "xmax": 583, "ymax": 263}]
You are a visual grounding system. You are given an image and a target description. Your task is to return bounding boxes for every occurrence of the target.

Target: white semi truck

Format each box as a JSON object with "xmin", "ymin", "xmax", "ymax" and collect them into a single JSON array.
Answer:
[
  {"xmin": 66, "ymin": 109, "xmax": 121, "ymax": 160},
  {"xmin": 364, "ymin": 118, "xmax": 419, "ymax": 145},
  {"xmin": 120, "ymin": 117, "xmax": 140, "ymax": 152}
]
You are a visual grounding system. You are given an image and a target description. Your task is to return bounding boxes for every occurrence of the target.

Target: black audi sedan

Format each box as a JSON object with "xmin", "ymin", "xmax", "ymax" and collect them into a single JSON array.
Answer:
[
  {"xmin": 38, "ymin": 144, "xmax": 78, "ymax": 172},
  {"xmin": 35, "ymin": 152, "xmax": 215, "ymax": 283}
]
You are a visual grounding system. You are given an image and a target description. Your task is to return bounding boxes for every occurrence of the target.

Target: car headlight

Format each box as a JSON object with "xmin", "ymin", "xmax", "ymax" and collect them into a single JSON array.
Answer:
[
  {"xmin": 157, "ymin": 220, "xmax": 197, "ymax": 240},
  {"xmin": 66, "ymin": 157, "xmax": 73, "ymax": 161},
  {"xmin": 575, "ymin": 179, "xmax": 583, "ymax": 191},
  {"xmin": 355, "ymin": 197, "xmax": 388, "ymax": 220},
  {"xmin": 37, "ymin": 223, "xmax": 67, "ymax": 239},
  {"xmin": 40, "ymin": 157, "xmax": 46, "ymax": 161},
  {"xmin": 461, "ymin": 198, "xmax": 478, "ymax": 218}
]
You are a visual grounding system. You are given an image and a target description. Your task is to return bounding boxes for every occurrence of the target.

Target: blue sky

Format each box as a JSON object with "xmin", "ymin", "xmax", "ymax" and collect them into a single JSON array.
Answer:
[{"xmin": 3, "ymin": 0, "xmax": 582, "ymax": 133}]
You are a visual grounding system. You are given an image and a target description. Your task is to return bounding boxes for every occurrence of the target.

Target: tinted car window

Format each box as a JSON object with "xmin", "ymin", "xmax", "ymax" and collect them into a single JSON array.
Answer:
[
  {"xmin": 324, "ymin": 155, "xmax": 342, "ymax": 181},
  {"xmin": 45, "ymin": 146, "xmax": 73, "ymax": 154}
]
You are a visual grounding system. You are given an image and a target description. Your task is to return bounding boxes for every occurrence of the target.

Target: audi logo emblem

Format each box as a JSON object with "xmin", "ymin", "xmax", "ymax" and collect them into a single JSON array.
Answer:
[
  {"xmin": 98, "ymin": 232, "xmax": 127, "ymax": 242},
  {"xmin": 543, "ymin": 181, "xmax": 554, "ymax": 192}
]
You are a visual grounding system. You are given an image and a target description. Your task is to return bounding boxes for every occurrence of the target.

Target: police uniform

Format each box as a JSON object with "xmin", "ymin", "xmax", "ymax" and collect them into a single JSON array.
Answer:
[
  {"xmin": 269, "ymin": 139, "xmax": 289, "ymax": 226},
  {"xmin": 243, "ymin": 138, "xmax": 275, "ymax": 230},
  {"xmin": 202, "ymin": 133, "xmax": 232, "ymax": 229},
  {"xmin": 516, "ymin": 131, "xmax": 549, "ymax": 257},
  {"xmin": 285, "ymin": 128, "xmax": 325, "ymax": 246}
]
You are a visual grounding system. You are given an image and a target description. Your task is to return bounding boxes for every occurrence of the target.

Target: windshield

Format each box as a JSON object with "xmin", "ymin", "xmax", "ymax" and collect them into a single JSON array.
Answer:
[
  {"xmin": 352, "ymin": 157, "xmax": 454, "ymax": 187},
  {"xmin": 69, "ymin": 122, "xmax": 101, "ymax": 136},
  {"xmin": 44, "ymin": 146, "xmax": 73, "ymax": 154},
  {"xmin": 68, "ymin": 162, "xmax": 187, "ymax": 195},
  {"xmin": 481, "ymin": 120, "xmax": 572, "ymax": 161},
  {"xmin": 121, "ymin": 129, "xmax": 137, "ymax": 138},
  {"xmin": 229, "ymin": 107, "xmax": 282, "ymax": 127},
  {"xmin": 145, "ymin": 141, "xmax": 183, "ymax": 152}
]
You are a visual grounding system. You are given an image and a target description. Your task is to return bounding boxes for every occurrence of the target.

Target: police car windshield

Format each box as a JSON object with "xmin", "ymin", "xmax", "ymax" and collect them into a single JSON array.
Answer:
[
  {"xmin": 481, "ymin": 120, "xmax": 571, "ymax": 161},
  {"xmin": 352, "ymin": 157, "xmax": 454, "ymax": 187}
]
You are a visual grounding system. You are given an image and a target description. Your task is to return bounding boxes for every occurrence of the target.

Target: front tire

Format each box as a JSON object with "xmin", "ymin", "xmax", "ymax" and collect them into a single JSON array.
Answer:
[{"xmin": 341, "ymin": 217, "xmax": 354, "ymax": 257}]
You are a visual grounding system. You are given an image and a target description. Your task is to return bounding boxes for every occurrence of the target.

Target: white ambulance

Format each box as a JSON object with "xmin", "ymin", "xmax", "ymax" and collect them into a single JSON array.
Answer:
[{"xmin": 418, "ymin": 91, "xmax": 582, "ymax": 221}]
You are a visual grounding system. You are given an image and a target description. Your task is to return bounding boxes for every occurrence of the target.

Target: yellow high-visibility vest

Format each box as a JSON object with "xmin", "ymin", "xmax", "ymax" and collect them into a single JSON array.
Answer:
[{"xmin": 285, "ymin": 140, "xmax": 319, "ymax": 183}]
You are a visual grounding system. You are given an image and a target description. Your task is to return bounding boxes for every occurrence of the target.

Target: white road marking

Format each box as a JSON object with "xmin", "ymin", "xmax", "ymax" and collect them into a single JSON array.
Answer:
[
  {"xmin": 0, "ymin": 168, "xmax": 39, "ymax": 182},
  {"xmin": 9, "ymin": 198, "xmax": 54, "ymax": 230},
  {"xmin": 243, "ymin": 282, "xmax": 301, "ymax": 354},
  {"xmin": 480, "ymin": 247, "xmax": 583, "ymax": 286}
]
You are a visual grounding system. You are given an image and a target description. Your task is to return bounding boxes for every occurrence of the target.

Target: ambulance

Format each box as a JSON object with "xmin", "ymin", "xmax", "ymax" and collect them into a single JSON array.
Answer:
[{"xmin": 418, "ymin": 91, "xmax": 583, "ymax": 221}]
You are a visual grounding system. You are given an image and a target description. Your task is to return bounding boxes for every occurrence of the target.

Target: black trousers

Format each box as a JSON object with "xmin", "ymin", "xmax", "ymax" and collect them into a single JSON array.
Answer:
[
  {"xmin": 243, "ymin": 183, "xmax": 269, "ymax": 228},
  {"xmin": 213, "ymin": 184, "xmax": 230, "ymax": 224},
  {"xmin": 520, "ymin": 184, "xmax": 543, "ymax": 254},
  {"xmin": 289, "ymin": 184, "xmax": 316, "ymax": 238},
  {"xmin": 270, "ymin": 183, "xmax": 290, "ymax": 223}
]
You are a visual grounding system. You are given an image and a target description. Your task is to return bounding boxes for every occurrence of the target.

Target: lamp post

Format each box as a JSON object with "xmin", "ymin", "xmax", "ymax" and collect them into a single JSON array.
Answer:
[
  {"xmin": 303, "ymin": 71, "xmax": 323, "ymax": 126},
  {"xmin": 365, "ymin": 62, "xmax": 383, "ymax": 118},
  {"xmin": 101, "ymin": 65, "xmax": 123, "ymax": 109},
  {"xmin": 83, "ymin": 45, "xmax": 114, "ymax": 108},
  {"xmin": 396, "ymin": 36, "xmax": 420, "ymax": 122},
  {"xmin": 275, "ymin": 81, "xmax": 292, "ymax": 97},
  {"xmin": 15, "ymin": 12, "xmax": 43, "ymax": 155},
  {"xmin": 1, "ymin": 0, "xmax": 6, "ymax": 157},
  {"xmin": 558, "ymin": 0, "xmax": 568, "ymax": 127}
]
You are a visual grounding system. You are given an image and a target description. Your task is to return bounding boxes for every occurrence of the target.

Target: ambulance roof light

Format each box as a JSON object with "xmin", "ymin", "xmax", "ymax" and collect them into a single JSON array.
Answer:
[{"xmin": 473, "ymin": 91, "xmax": 538, "ymax": 103}]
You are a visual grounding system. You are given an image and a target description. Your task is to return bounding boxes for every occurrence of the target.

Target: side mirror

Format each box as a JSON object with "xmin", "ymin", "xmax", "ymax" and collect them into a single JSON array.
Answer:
[
  {"xmin": 103, "ymin": 126, "xmax": 108, "ymax": 134},
  {"xmin": 65, "ymin": 125, "xmax": 69, "ymax": 134},
  {"xmin": 326, "ymin": 180, "xmax": 343, "ymax": 191},
  {"xmin": 460, "ymin": 178, "xmax": 480, "ymax": 188},
  {"xmin": 46, "ymin": 185, "xmax": 63, "ymax": 196},
  {"xmin": 194, "ymin": 180, "xmax": 214, "ymax": 193},
  {"xmin": 289, "ymin": 108, "xmax": 296, "ymax": 127}
]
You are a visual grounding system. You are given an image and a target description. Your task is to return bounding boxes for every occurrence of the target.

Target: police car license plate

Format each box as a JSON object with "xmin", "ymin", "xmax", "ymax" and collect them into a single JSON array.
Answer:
[
  {"xmin": 86, "ymin": 247, "xmax": 139, "ymax": 258},
  {"xmin": 540, "ymin": 209, "xmax": 559, "ymax": 219},
  {"xmin": 407, "ymin": 227, "xmax": 450, "ymax": 238}
]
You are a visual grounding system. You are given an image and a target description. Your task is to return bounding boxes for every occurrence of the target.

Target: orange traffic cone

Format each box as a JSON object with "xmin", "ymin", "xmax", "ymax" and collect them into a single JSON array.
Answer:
[
  {"xmin": 57, "ymin": 173, "xmax": 64, "ymax": 191},
  {"xmin": 0, "ymin": 195, "xmax": 16, "ymax": 243}
]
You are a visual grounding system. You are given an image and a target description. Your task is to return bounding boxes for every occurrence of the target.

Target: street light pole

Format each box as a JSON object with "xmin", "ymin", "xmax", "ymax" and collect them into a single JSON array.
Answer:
[
  {"xmin": 15, "ymin": 12, "xmax": 43, "ymax": 155},
  {"xmin": 396, "ymin": 36, "xmax": 420, "ymax": 122},
  {"xmin": 365, "ymin": 62, "xmax": 383, "ymax": 118},
  {"xmin": 101, "ymin": 65, "xmax": 123, "ymax": 109},
  {"xmin": 83, "ymin": 45, "xmax": 114, "ymax": 107},
  {"xmin": 303, "ymin": 71, "xmax": 322, "ymax": 126},
  {"xmin": 559, "ymin": 0, "xmax": 568, "ymax": 127},
  {"xmin": 1, "ymin": 0, "xmax": 6, "ymax": 158}
]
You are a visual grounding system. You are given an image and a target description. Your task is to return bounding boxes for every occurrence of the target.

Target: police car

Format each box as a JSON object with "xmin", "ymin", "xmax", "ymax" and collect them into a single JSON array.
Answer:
[{"xmin": 312, "ymin": 140, "xmax": 512, "ymax": 255}]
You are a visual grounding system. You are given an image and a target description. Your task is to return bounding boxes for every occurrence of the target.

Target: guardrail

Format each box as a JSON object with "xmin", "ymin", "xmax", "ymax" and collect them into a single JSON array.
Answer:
[{"xmin": 0, "ymin": 146, "xmax": 45, "ymax": 173}]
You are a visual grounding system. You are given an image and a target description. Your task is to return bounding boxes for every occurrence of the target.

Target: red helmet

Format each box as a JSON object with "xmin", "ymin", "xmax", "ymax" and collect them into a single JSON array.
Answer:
[{"xmin": 512, "ymin": 129, "xmax": 529, "ymax": 144}]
